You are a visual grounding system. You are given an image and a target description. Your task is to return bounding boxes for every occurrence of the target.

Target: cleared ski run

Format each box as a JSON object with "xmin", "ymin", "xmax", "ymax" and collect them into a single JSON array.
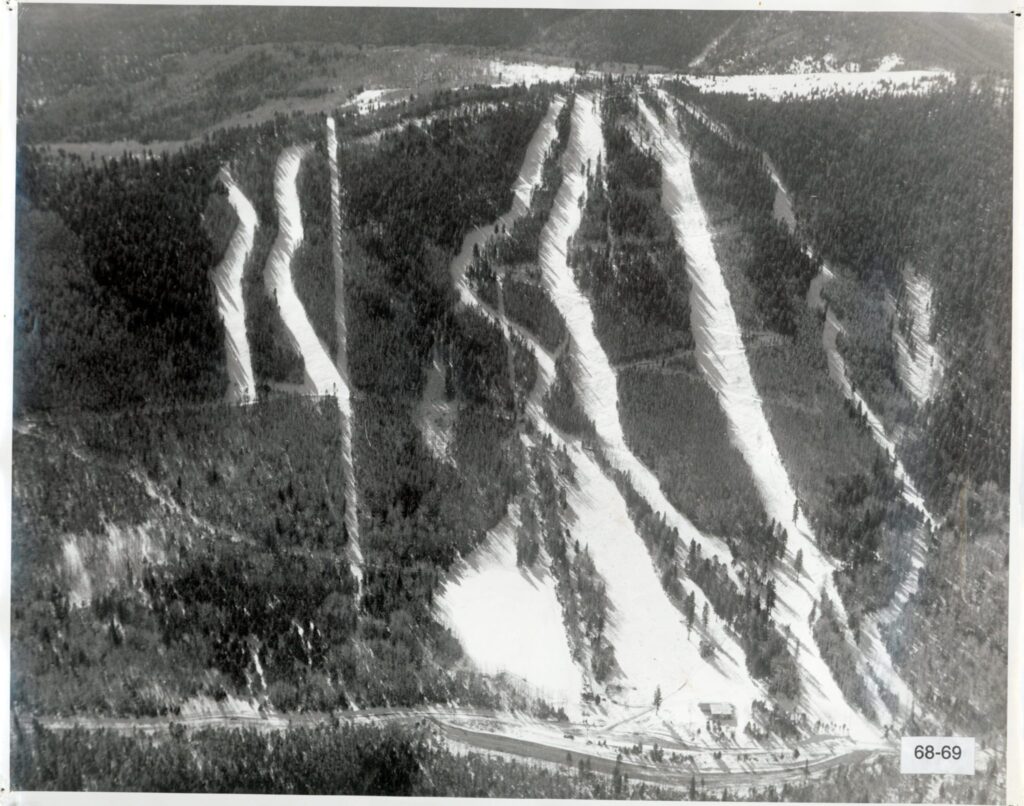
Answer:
[
  {"xmin": 265, "ymin": 143, "xmax": 362, "ymax": 584},
  {"xmin": 441, "ymin": 95, "xmax": 766, "ymax": 731},
  {"xmin": 210, "ymin": 167, "xmax": 258, "ymax": 404}
]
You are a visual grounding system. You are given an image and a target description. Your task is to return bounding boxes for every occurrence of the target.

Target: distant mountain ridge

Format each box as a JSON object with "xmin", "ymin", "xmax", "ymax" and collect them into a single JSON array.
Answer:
[{"xmin": 20, "ymin": 7, "xmax": 1011, "ymax": 78}]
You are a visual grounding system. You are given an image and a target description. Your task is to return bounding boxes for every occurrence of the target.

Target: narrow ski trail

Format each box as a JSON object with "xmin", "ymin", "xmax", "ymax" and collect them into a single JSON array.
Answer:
[
  {"xmin": 265, "ymin": 143, "xmax": 362, "ymax": 588},
  {"xmin": 640, "ymin": 95, "xmax": 883, "ymax": 739},
  {"xmin": 211, "ymin": 167, "xmax": 258, "ymax": 404},
  {"xmin": 327, "ymin": 117, "xmax": 363, "ymax": 582},
  {"xmin": 444, "ymin": 96, "xmax": 764, "ymax": 730}
]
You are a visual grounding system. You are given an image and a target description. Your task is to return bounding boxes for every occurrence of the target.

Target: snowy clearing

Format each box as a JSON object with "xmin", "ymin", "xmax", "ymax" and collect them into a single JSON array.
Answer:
[
  {"xmin": 485, "ymin": 61, "xmax": 578, "ymax": 87},
  {"xmin": 210, "ymin": 168, "xmax": 258, "ymax": 404},
  {"xmin": 663, "ymin": 70, "xmax": 952, "ymax": 100},
  {"xmin": 342, "ymin": 88, "xmax": 408, "ymax": 115},
  {"xmin": 437, "ymin": 504, "xmax": 583, "ymax": 709}
]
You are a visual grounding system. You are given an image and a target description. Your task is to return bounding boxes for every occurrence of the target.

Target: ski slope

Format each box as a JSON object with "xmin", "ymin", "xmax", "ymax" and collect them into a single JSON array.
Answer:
[
  {"xmin": 210, "ymin": 168, "xmax": 258, "ymax": 404},
  {"xmin": 327, "ymin": 117, "xmax": 363, "ymax": 575},
  {"xmin": 640, "ymin": 95, "xmax": 882, "ymax": 739},
  {"xmin": 444, "ymin": 95, "xmax": 765, "ymax": 731},
  {"xmin": 765, "ymin": 163, "xmax": 937, "ymax": 528},
  {"xmin": 540, "ymin": 96, "xmax": 738, "ymax": 575},
  {"xmin": 533, "ymin": 94, "xmax": 765, "ymax": 727},
  {"xmin": 438, "ymin": 504, "xmax": 582, "ymax": 708},
  {"xmin": 675, "ymin": 93, "xmax": 937, "ymax": 532},
  {"xmin": 265, "ymin": 144, "xmax": 362, "ymax": 585}
]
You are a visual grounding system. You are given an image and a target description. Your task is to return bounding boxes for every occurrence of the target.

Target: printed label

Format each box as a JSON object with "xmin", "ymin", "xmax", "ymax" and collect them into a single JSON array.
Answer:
[{"xmin": 900, "ymin": 737, "xmax": 975, "ymax": 775}]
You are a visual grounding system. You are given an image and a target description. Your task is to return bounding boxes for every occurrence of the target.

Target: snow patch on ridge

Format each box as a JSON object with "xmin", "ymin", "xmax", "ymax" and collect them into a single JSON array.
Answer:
[{"xmin": 668, "ymin": 69, "xmax": 951, "ymax": 100}]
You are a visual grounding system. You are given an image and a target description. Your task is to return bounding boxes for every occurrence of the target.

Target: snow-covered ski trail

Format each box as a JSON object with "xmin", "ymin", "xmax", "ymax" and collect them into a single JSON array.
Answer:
[
  {"xmin": 527, "ymin": 93, "xmax": 765, "ymax": 728},
  {"xmin": 445, "ymin": 96, "xmax": 765, "ymax": 730},
  {"xmin": 265, "ymin": 143, "xmax": 362, "ymax": 589},
  {"xmin": 539, "ymin": 96, "xmax": 740, "ymax": 578},
  {"xmin": 437, "ymin": 503, "xmax": 584, "ymax": 709},
  {"xmin": 668, "ymin": 95, "xmax": 932, "ymax": 728},
  {"xmin": 666, "ymin": 92, "xmax": 936, "ymax": 533},
  {"xmin": 639, "ymin": 94, "xmax": 883, "ymax": 739},
  {"xmin": 439, "ymin": 97, "xmax": 583, "ymax": 709},
  {"xmin": 764, "ymin": 156, "xmax": 937, "ymax": 530},
  {"xmin": 210, "ymin": 167, "xmax": 258, "ymax": 404},
  {"xmin": 327, "ymin": 117, "xmax": 363, "ymax": 581}
]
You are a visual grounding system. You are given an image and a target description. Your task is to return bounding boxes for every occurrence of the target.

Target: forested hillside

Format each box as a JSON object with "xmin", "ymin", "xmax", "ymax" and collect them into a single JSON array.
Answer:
[
  {"xmin": 690, "ymin": 83, "xmax": 1011, "ymax": 509},
  {"xmin": 13, "ymin": 87, "xmax": 566, "ymax": 718},
  {"xmin": 696, "ymin": 12, "xmax": 1012, "ymax": 75}
]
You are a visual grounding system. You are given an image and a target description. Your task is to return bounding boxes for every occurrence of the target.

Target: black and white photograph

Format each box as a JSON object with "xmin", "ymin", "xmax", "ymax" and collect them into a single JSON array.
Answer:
[{"xmin": 3, "ymin": 2, "xmax": 1019, "ymax": 802}]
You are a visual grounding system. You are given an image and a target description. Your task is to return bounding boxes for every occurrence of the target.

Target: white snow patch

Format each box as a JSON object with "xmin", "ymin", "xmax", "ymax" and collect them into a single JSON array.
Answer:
[
  {"xmin": 486, "ymin": 61, "xmax": 577, "ymax": 88},
  {"xmin": 343, "ymin": 88, "xmax": 406, "ymax": 115},
  {"xmin": 877, "ymin": 53, "xmax": 905, "ymax": 72},
  {"xmin": 888, "ymin": 267, "xmax": 943, "ymax": 407},
  {"xmin": 438, "ymin": 504, "xmax": 582, "ymax": 710},
  {"xmin": 416, "ymin": 346, "xmax": 457, "ymax": 461},
  {"xmin": 59, "ymin": 520, "xmax": 170, "ymax": 608},
  {"xmin": 669, "ymin": 69, "xmax": 952, "ymax": 100},
  {"xmin": 61, "ymin": 539, "xmax": 92, "ymax": 609},
  {"xmin": 210, "ymin": 168, "xmax": 258, "ymax": 404}
]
